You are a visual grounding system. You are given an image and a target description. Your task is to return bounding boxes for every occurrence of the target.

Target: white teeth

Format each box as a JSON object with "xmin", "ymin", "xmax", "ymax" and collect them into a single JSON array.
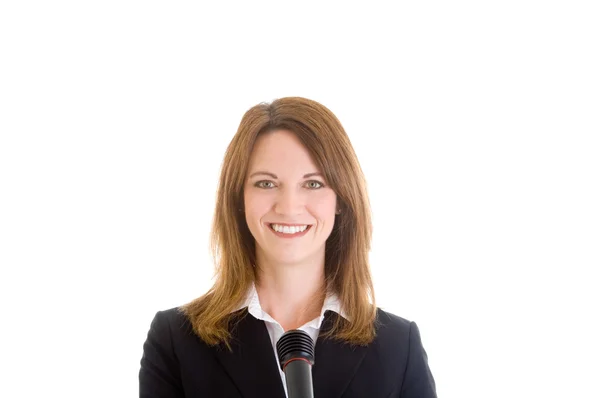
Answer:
[{"xmin": 270, "ymin": 224, "xmax": 308, "ymax": 234}]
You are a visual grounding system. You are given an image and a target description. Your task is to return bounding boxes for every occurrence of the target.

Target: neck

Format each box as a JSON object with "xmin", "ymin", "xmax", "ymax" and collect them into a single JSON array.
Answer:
[{"xmin": 254, "ymin": 253, "xmax": 326, "ymax": 331}]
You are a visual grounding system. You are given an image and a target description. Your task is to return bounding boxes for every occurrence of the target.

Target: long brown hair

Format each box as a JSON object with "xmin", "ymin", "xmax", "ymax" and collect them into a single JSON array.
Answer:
[{"xmin": 180, "ymin": 97, "xmax": 377, "ymax": 349}]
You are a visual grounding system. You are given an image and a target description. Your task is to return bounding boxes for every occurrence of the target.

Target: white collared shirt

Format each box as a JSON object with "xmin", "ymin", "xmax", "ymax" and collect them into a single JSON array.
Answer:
[{"xmin": 236, "ymin": 284, "xmax": 346, "ymax": 397}]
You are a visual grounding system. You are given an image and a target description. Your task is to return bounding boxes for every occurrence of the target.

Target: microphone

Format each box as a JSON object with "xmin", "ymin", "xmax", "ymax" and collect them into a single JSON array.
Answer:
[{"xmin": 276, "ymin": 329, "xmax": 315, "ymax": 398}]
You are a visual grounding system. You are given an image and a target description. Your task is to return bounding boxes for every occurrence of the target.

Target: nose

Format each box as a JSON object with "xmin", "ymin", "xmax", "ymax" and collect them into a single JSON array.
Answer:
[{"xmin": 273, "ymin": 186, "xmax": 304, "ymax": 216}]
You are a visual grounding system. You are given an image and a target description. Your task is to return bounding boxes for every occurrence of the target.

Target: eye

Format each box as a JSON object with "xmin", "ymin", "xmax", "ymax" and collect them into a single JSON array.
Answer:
[
  {"xmin": 305, "ymin": 180, "xmax": 324, "ymax": 189},
  {"xmin": 255, "ymin": 180, "xmax": 276, "ymax": 189}
]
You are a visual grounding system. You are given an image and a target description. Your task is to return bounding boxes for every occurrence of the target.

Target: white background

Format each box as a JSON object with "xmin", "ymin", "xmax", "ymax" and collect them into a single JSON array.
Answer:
[{"xmin": 1, "ymin": 1, "xmax": 599, "ymax": 397}]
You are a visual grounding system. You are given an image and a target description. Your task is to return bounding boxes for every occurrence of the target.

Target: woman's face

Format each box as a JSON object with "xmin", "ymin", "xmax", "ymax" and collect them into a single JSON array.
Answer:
[{"xmin": 244, "ymin": 129, "xmax": 337, "ymax": 267}]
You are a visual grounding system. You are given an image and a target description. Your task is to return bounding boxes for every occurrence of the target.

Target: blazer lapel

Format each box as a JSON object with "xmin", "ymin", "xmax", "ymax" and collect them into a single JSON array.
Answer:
[
  {"xmin": 312, "ymin": 310, "xmax": 369, "ymax": 398},
  {"xmin": 212, "ymin": 310, "xmax": 286, "ymax": 398}
]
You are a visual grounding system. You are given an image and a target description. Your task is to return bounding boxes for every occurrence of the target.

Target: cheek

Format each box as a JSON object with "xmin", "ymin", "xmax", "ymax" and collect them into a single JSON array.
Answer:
[
  {"xmin": 244, "ymin": 192, "xmax": 271, "ymax": 223},
  {"xmin": 309, "ymin": 192, "xmax": 337, "ymax": 221}
]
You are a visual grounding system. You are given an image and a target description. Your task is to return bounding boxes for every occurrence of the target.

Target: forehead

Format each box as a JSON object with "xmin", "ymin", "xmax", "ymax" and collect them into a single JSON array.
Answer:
[{"xmin": 248, "ymin": 129, "xmax": 320, "ymax": 173}]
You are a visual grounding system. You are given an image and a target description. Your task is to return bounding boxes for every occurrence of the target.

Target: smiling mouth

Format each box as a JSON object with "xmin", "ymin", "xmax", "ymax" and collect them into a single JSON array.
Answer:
[{"xmin": 268, "ymin": 223, "xmax": 312, "ymax": 235}]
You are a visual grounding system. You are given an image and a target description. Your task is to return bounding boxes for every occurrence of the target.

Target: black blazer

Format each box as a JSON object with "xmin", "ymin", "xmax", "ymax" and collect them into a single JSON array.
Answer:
[{"xmin": 139, "ymin": 307, "xmax": 437, "ymax": 397}]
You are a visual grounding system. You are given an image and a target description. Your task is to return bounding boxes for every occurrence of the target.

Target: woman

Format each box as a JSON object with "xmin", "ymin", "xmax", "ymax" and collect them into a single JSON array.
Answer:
[{"xmin": 139, "ymin": 97, "xmax": 437, "ymax": 397}]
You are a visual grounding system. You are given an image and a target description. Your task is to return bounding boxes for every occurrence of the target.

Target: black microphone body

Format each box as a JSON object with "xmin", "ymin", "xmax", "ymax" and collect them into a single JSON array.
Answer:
[{"xmin": 276, "ymin": 329, "xmax": 315, "ymax": 398}]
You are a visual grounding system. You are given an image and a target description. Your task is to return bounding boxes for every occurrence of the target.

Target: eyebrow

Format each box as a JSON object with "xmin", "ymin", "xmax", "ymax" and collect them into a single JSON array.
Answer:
[{"xmin": 248, "ymin": 171, "xmax": 323, "ymax": 179}]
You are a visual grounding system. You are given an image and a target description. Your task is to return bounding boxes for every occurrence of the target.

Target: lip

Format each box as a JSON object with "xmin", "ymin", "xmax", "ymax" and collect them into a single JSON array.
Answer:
[{"xmin": 266, "ymin": 223, "xmax": 312, "ymax": 239}]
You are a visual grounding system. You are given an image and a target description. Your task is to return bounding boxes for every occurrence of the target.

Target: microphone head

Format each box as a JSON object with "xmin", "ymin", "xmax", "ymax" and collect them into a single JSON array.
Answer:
[{"xmin": 276, "ymin": 329, "xmax": 315, "ymax": 371}]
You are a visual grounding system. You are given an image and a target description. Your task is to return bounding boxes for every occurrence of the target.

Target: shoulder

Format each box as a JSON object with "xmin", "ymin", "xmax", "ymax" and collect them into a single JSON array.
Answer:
[
  {"xmin": 371, "ymin": 308, "xmax": 438, "ymax": 396},
  {"xmin": 143, "ymin": 306, "xmax": 221, "ymax": 364},
  {"xmin": 140, "ymin": 307, "xmax": 193, "ymax": 394},
  {"xmin": 375, "ymin": 307, "xmax": 413, "ymax": 328},
  {"xmin": 153, "ymin": 306, "xmax": 192, "ymax": 326},
  {"xmin": 147, "ymin": 306, "xmax": 195, "ymax": 339},
  {"xmin": 142, "ymin": 306, "xmax": 200, "ymax": 354},
  {"xmin": 374, "ymin": 307, "xmax": 414, "ymax": 338},
  {"xmin": 372, "ymin": 308, "xmax": 427, "ymax": 357}
]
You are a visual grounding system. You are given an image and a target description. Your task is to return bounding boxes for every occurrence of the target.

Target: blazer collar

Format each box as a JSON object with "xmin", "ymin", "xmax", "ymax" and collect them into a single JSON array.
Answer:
[{"xmin": 212, "ymin": 310, "xmax": 368, "ymax": 398}]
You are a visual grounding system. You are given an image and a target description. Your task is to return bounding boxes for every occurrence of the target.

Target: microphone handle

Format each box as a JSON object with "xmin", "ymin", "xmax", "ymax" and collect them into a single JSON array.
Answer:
[{"xmin": 284, "ymin": 360, "xmax": 314, "ymax": 398}]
